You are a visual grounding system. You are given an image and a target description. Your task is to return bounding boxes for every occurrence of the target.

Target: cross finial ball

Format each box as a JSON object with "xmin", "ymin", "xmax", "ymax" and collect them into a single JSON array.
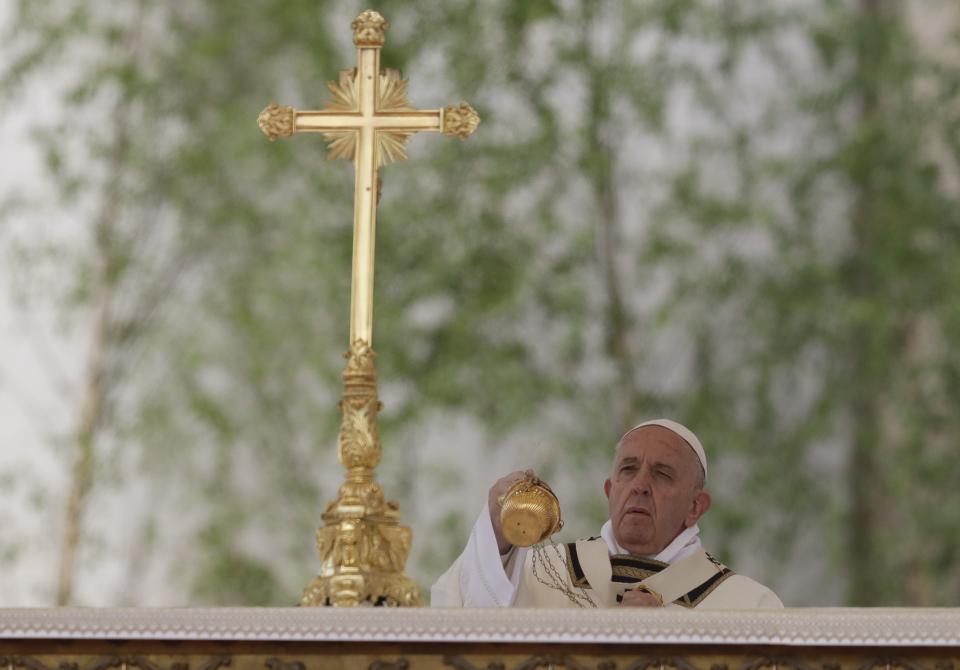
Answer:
[{"xmin": 352, "ymin": 10, "xmax": 388, "ymax": 47}]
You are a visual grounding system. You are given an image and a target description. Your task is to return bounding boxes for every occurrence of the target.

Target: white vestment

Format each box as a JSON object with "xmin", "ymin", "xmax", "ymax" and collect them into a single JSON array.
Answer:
[{"xmin": 431, "ymin": 503, "xmax": 783, "ymax": 609}]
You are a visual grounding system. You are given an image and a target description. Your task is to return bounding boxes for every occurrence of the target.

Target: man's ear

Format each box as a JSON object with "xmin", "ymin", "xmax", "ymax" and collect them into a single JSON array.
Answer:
[
  {"xmin": 685, "ymin": 490, "xmax": 711, "ymax": 527},
  {"xmin": 603, "ymin": 478, "xmax": 612, "ymax": 500}
]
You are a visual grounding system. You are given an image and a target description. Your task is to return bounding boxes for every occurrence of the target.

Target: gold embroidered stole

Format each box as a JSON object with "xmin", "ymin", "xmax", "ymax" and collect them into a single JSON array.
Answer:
[{"xmin": 563, "ymin": 540, "xmax": 734, "ymax": 608}]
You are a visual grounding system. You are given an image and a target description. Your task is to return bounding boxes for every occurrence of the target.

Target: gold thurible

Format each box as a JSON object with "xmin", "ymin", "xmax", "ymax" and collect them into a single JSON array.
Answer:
[
  {"xmin": 260, "ymin": 9, "xmax": 478, "ymax": 606},
  {"xmin": 500, "ymin": 476, "xmax": 563, "ymax": 547}
]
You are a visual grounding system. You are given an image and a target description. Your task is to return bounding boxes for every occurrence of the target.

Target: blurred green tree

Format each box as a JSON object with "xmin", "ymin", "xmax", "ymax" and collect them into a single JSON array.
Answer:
[{"xmin": 646, "ymin": 0, "xmax": 960, "ymax": 605}]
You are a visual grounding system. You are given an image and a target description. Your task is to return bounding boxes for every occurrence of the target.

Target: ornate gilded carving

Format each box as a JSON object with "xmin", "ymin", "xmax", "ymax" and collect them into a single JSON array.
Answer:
[
  {"xmin": 322, "ymin": 131, "xmax": 357, "ymax": 162},
  {"xmin": 0, "ymin": 657, "xmax": 60, "ymax": 670},
  {"xmin": 442, "ymin": 661, "xmax": 959, "ymax": 670},
  {"xmin": 264, "ymin": 660, "xmax": 304, "ymax": 670},
  {"xmin": 338, "ymin": 339, "xmax": 381, "ymax": 470},
  {"xmin": 299, "ymin": 339, "xmax": 422, "ymax": 607},
  {"xmin": 444, "ymin": 658, "xmax": 506, "ymax": 670},
  {"xmin": 3, "ymin": 654, "xmax": 960, "ymax": 670},
  {"xmin": 0, "ymin": 658, "xmax": 230, "ymax": 670},
  {"xmin": 855, "ymin": 662, "xmax": 927, "ymax": 670},
  {"xmin": 446, "ymin": 658, "xmax": 614, "ymax": 670},
  {"xmin": 91, "ymin": 660, "xmax": 164, "ymax": 670},
  {"xmin": 746, "ymin": 661, "xmax": 814, "ymax": 670},
  {"xmin": 449, "ymin": 659, "xmax": 540, "ymax": 670},
  {"xmin": 326, "ymin": 68, "xmax": 359, "ymax": 111},
  {"xmin": 443, "ymin": 102, "xmax": 480, "ymax": 139},
  {"xmin": 741, "ymin": 660, "xmax": 819, "ymax": 670},
  {"xmin": 378, "ymin": 69, "xmax": 413, "ymax": 112},
  {"xmin": 321, "ymin": 69, "xmax": 416, "ymax": 166},
  {"xmin": 369, "ymin": 661, "xmax": 409, "ymax": 670},
  {"xmin": 620, "ymin": 660, "xmax": 700, "ymax": 670},
  {"xmin": 373, "ymin": 69, "xmax": 415, "ymax": 167},
  {"xmin": 344, "ymin": 337, "xmax": 376, "ymax": 373},
  {"xmin": 352, "ymin": 10, "xmax": 388, "ymax": 47},
  {"xmin": 376, "ymin": 131, "xmax": 413, "ymax": 167},
  {"xmin": 320, "ymin": 68, "xmax": 359, "ymax": 162},
  {"xmin": 514, "ymin": 658, "xmax": 594, "ymax": 670},
  {"xmin": 257, "ymin": 103, "xmax": 295, "ymax": 141}
]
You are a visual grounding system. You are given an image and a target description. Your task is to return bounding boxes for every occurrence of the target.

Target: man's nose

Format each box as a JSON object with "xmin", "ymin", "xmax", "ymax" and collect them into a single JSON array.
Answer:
[{"xmin": 629, "ymin": 470, "xmax": 652, "ymax": 495}]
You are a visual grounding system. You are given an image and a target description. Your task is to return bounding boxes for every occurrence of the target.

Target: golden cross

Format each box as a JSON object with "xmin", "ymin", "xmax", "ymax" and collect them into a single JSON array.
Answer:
[
  {"xmin": 257, "ymin": 9, "xmax": 479, "ymax": 346},
  {"xmin": 257, "ymin": 9, "xmax": 479, "ymax": 607}
]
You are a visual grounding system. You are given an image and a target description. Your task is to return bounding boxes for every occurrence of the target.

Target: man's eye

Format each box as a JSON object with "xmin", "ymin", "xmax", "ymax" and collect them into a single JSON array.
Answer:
[{"xmin": 656, "ymin": 470, "xmax": 672, "ymax": 480}]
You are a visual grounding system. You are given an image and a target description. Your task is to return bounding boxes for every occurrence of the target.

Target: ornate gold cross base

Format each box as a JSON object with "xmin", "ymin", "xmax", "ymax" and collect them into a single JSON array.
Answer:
[{"xmin": 300, "ymin": 340, "xmax": 422, "ymax": 607}]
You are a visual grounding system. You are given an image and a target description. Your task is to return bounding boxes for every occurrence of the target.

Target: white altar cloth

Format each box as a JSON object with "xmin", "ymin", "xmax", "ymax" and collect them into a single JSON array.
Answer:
[{"xmin": 0, "ymin": 608, "xmax": 958, "ymax": 646}]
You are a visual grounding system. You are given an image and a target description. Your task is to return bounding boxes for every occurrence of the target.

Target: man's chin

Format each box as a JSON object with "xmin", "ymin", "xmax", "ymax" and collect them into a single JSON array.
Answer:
[{"xmin": 615, "ymin": 521, "xmax": 654, "ymax": 552}]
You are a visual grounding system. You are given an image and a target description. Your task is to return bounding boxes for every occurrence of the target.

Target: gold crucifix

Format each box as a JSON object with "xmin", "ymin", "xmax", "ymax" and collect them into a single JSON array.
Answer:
[{"xmin": 257, "ymin": 10, "xmax": 479, "ymax": 607}]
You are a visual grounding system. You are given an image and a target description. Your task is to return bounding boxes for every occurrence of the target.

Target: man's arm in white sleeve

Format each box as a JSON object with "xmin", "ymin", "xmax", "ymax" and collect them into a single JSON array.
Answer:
[{"xmin": 430, "ymin": 502, "xmax": 528, "ymax": 607}]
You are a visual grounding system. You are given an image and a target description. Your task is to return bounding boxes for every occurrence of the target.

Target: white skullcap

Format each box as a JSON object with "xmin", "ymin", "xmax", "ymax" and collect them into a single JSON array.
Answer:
[{"xmin": 617, "ymin": 418, "xmax": 707, "ymax": 483}]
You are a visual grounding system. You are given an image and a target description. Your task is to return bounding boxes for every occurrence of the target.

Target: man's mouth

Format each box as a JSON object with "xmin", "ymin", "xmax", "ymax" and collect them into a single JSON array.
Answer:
[{"xmin": 625, "ymin": 506, "xmax": 651, "ymax": 517}]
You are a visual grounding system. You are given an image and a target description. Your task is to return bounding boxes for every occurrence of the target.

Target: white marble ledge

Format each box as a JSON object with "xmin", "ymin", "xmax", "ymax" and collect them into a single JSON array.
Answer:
[{"xmin": 0, "ymin": 608, "xmax": 958, "ymax": 646}]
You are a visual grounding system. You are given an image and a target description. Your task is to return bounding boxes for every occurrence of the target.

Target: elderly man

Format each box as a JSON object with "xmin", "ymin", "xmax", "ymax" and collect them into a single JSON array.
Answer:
[{"xmin": 431, "ymin": 419, "xmax": 782, "ymax": 608}]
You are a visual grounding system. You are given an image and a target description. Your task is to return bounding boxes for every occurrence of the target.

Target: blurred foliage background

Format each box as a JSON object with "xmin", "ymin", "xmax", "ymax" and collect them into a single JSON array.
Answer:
[{"xmin": 1, "ymin": 0, "xmax": 959, "ymax": 607}]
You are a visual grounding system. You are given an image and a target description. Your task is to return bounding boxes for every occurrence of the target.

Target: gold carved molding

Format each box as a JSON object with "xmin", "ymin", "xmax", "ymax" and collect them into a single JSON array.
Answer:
[
  {"xmin": 0, "ymin": 657, "xmax": 232, "ymax": 670},
  {"xmin": 4, "ymin": 655, "xmax": 956, "ymax": 670},
  {"xmin": 442, "ymin": 657, "xmax": 960, "ymax": 670}
]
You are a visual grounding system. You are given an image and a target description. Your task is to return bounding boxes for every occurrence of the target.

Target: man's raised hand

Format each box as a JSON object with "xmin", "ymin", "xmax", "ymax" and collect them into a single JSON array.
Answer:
[{"xmin": 488, "ymin": 469, "xmax": 535, "ymax": 554}]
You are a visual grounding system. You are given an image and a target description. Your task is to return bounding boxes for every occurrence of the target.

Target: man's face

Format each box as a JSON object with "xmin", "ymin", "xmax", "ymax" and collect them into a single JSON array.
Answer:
[{"xmin": 604, "ymin": 426, "xmax": 710, "ymax": 555}]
